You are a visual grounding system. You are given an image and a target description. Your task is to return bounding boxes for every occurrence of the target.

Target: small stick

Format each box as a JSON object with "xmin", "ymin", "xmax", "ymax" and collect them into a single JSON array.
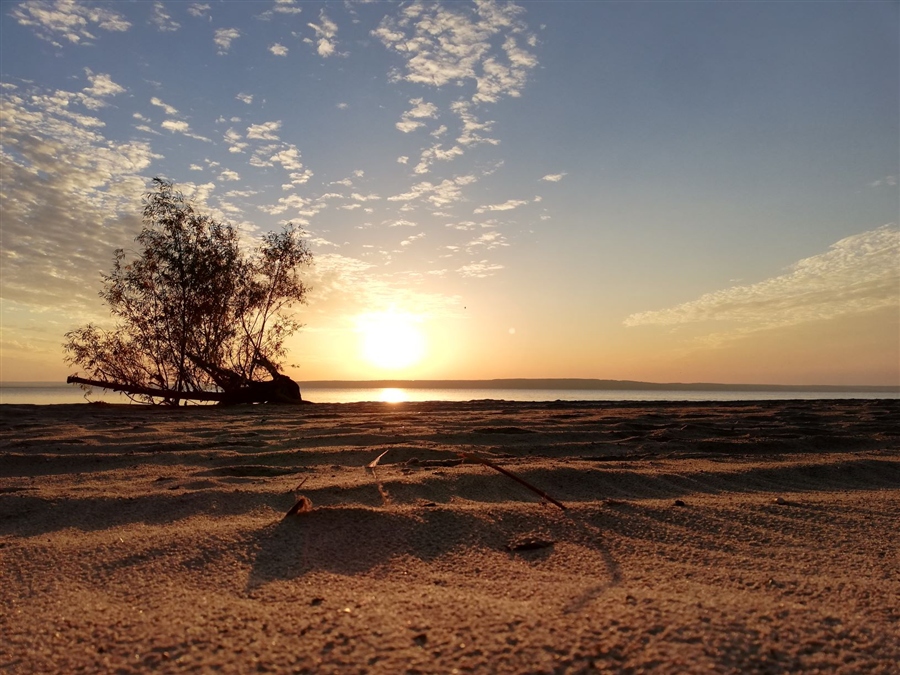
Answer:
[
  {"xmin": 367, "ymin": 449, "xmax": 392, "ymax": 505},
  {"xmin": 367, "ymin": 449, "xmax": 390, "ymax": 471},
  {"xmin": 458, "ymin": 451, "xmax": 567, "ymax": 511}
]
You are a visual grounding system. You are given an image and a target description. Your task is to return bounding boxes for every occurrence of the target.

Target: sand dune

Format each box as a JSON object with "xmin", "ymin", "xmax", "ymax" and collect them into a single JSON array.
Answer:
[{"xmin": 1, "ymin": 399, "xmax": 898, "ymax": 673}]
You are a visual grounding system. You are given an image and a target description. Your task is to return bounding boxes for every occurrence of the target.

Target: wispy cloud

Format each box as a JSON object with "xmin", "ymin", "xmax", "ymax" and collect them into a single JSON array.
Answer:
[
  {"xmin": 388, "ymin": 175, "xmax": 476, "ymax": 209},
  {"xmin": 0, "ymin": 82, "xmax": 159, "ymax": 313},
  {"xmin": 395, "ymin": 97, "xmax": 438, "ymax": 133},
  {"xmin": 187, "ymin": 3, "xmax": 210, "ymax": 19},
  {"xmin": 11, "ymin": 0, "xmax": 130, "ymax": 47},
  {"xmin": 214, "ymin": 27, "xmax": 240, "ymax": 54},
  {"xmin": 269, "ymin": 43, "xmax": 288, "ymax": 57},
  {"xmin": 869, "ymin": 175, "xmax": 897, "ymax": 188},
  {"xmin": 624, "ymin": 225, "xmax": 900, "ymax": 338},
  {"xmin": 84, "ymin": 72, "xmax": 125, "ymax": 98},
  {"xmin": 160, "ymin": 118, "xmax": 210, "ymax": 142},
  {"xmin": 400, "ymin": 232, "xmax": 426, "ymax": 247},
  {"xmin": 79, "ymin": 71, "xmax": 125, "ymax": 109},
  {"xmin": 414, "ymin": 143, "xmax": 464, "ymax": 174},
  {"xmin": 150, "ymin": 96, "xmax": 178, "ymax": 116},
  {"xmin": 466, "ymin": 231, "xmax": 507, "ymax": 252},
  {"xmin": 258, "ymin": 0, "xmax": 302, "ymax": 19},
  {"xmin": 474, "ymin": 199, "xmax": 528, "ymax": 214},
  {"xmin": 161, "ymin": 119, "xmax": 189, "ymax": 133},
  {"xmin": 150, "ymin": 2, "xmax": 180, "ymax": 32},
  {"xmin": 307, "ymin": 9, "xmax": 337, "ymax": 58},
  {"xmin": 373, "ymin": 0, "xmax": 537, "ymax": 103},
  {"xmin": 541, "ymin": 172, "xmax": 566, "ymax": 182},
  {"xmin": 458, "ymin": 261, "xmax": 504, "ymax": 278},
  {"xmin": 246, "ymin": 120, "xmax": 281, "ymax": 141},
  {"xmin": 451, "ymin": 101, "xmax": 499, "ymax": 146}
]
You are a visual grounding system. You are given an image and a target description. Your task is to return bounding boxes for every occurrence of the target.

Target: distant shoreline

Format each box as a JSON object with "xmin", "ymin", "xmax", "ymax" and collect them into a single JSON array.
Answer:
[
  {"xmin": 296, "ymin": 379, "xmax": 899, "ymax": 392},
  {"xmin": 2, "ymin": 378, "xmax": 897, "ymax": 393}
]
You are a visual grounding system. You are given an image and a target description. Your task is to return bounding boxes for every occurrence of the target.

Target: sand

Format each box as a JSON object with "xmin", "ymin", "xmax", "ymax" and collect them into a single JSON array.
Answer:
[{"xmin": 1, "ymin": 398, "xmax": 898, "ymax": 674}]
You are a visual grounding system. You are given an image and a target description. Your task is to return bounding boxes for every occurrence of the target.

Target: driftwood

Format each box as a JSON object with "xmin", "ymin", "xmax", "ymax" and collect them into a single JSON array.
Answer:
[{"xmin": 67, "ymin": 362, "xmax": 307, "ymax": 406}]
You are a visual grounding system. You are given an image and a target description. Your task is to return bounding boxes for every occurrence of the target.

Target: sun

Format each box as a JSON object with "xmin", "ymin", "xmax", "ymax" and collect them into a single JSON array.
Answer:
[{"xmin": 357, "ymin": 310, "xmax": 426, "ymax": 370}]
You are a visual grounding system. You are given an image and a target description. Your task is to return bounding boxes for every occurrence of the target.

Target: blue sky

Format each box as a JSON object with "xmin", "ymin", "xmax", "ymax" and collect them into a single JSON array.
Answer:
[{"xmin": 1, "ymin": 0, "xmax": 898, "ymax": 385}]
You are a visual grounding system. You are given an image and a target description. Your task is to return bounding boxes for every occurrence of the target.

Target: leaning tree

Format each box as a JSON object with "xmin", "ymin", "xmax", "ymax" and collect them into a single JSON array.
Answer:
[{"xmin": 64, "ymin": 178, "xmax": 312, "ymax": 405}]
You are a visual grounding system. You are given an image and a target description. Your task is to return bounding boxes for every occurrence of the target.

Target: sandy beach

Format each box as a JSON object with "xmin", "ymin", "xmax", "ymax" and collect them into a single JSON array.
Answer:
[{"xmin": 1, "ymin": 398, "xmax": 898, "ymax": 673}]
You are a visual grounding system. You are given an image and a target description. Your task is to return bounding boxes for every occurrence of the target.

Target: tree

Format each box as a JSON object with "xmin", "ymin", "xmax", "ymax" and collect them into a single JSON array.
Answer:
[{"xmin": 64, "ymin": 178, "xmax": 312, "ymax": 404}]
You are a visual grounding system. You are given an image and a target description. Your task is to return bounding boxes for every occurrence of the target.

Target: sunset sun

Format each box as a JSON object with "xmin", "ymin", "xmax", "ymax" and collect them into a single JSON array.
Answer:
[{"xmin": 357, "ymin": 310, "xmax": 426, "ymax": 371}]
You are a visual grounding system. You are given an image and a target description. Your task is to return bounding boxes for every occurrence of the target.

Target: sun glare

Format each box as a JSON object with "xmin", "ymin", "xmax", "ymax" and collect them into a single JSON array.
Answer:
[
  {"xmin": 379, "ymin": 388, "xmax": 407, "ymax": 403},
  {"xmin": 357, "ymin": 310, "xmax": 426, "ymax": 370}
]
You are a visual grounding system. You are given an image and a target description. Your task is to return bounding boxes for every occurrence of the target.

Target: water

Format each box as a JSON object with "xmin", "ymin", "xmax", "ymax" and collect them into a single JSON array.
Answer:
[{"xmin": 1, "ymin": 382, "xmax": 896, "ymax": 405}]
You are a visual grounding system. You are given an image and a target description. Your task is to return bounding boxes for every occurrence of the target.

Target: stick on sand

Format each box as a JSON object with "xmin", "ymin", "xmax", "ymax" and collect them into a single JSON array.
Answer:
[{"xmin": 459, "ymin": 451, "xmax": 567, "ymax": 511}]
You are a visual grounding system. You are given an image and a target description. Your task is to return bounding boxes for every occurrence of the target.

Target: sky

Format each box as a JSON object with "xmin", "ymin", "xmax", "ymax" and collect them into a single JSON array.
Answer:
[{"xmin": 1, "ymin": 0, "xmax": 898, "ymax": 386}]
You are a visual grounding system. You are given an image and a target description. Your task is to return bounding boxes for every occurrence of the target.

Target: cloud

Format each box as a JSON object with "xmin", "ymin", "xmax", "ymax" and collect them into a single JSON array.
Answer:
[
  {"xmin": 336, "ymin": 102, "xmax": 349, "ymax": 110},
  {"xmin": 161, "ymin": 119, "xmax": 189, "ymax": 133},
  {"xmin": 473, "ymin": 198, "xmax": 528, "ymax": 214},
  {"xmin": 458, "ymin": 261, "xmax": 504, "ymax": 278},
  {"xmin": 214, "ymin": 27, "xmax": 240, "ymax": 54},
  {"xmin": 541, "ymin": 172, "xmax": 566, "ymax": 182},
  {"xmin": 84, "ymin": 71, "xmax": 125, "ymax": 98},
  {"xmin": 869, "ymin": 175, "xmax": 898, "ymax": 188},
  {"xmin": 414, "ymin": 143, "xmax": 464, "ymax": 174},
  {"xmin": 151, "ymin": 2, "xmax": 180, "ymax": 32},
  {"xmin": 235, "ymin": 93, "xmax": 253, "ymax": 105},
  {"xmin": 188, "ymin": 3, "xmax": 210, "ymax": 19},
  {"xmin": 466, "ymin": 231, "xmax": 507, "ymax": 251},
  {"xmin": 0, "ymin": 83, "xmax": 160, "ymax": 314},
  {"xmin": 395, "ymin": 97, "xmax": 438, "ymax": 133},
  {"xmin": 78, "ymin": 71, "xmax": 125, "ymax": 109},
  {"xmin": 218, "ymin": 169, "xmax": 240, "ymax": 181},
  {"xmin": 223, "ymin": 128, "xmax": 248, "ymax": 153},
  {"xmin": 269, "ymin": 43, "xmax": 288, "ymax": 56},
  {"xmin": 282, "ymin": 170, "xmax": 313, "ymax": 188},
  {"xmin": 305, "ymin": 253, "xmax": 461, "ymax": 323},
  {"xmin": 150, "ymin": 96, "xmax": 178, "ymax": 116},
  {"xmin": 248, "ymin": 141, "xmax": 309, "ymax": 176},
  {"xmin": 400, "ymin": 232, "xmax": 426, "ymax": 247},
  {"xmin": 161, "ymin": 118, "xmax": 211, "ymax": 142},
  {"xmin": 451, "ymin": 101, "xmax": 498, "ymax": 146},
  {"xmin": 268, "ymin": 146, "xmax": 304, "ymax": 171},
  {"xmin": 397, "ymin": 156, "xmax": 409, "ymax": 164},
  {"xmin": 246, "ymin": 121, "xmax": 281, "ymax": 140},
  {"xmin": 372, "ymin": 0, "xmax": 537, "ymax": 103},
  {"xmin": 388, "ymin": 176, "xmax": 475, "ymax": 209},
  {"xmin": 258, "ymin": 0, "xmax": 302, "ymax": 19},
  {"xmin": 308, "ymin": 9, "xmax": 337, "ymax": 57},
  {"xmin": 624, "ymin": 225, "xmax": 900, "ymax": 337},
  {"xmin": 258, "ymin": 193, "xmax": 310, "ymax": 216},
  {"xmin": 10, "ymin": 0, "xmax": 131, "ymax": 47}
]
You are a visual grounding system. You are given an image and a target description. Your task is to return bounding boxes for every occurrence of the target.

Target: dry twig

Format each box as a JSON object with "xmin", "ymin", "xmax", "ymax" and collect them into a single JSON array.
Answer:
[
  {"xmin": 366, "ymin": 448, "xmax": 392, "ymax": 505},
  {"xmin": 458, "ymin": 451, "xmax": 567, "ymax": 511}
]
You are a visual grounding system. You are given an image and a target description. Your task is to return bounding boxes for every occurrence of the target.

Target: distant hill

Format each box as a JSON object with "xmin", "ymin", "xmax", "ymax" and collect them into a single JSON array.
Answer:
[{"xmin": 297, "ymin": 378, "xmax": 899, "ymax": 393}]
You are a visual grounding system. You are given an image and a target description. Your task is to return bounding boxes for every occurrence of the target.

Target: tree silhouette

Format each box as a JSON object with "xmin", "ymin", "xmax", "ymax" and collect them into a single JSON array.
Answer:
[{"xmin": 64, "ymin": 178, "xmax": 312, "ymax": 404}]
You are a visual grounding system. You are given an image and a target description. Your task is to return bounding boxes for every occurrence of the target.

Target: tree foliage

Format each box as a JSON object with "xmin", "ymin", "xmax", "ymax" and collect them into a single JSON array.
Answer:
[{"xmin": 65, "ymin": 178, "xmax": 312, "ymax": 404}]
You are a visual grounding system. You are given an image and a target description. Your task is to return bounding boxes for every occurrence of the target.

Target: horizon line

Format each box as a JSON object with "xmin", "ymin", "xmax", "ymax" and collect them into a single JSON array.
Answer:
[{"xmin": 3, "ymin": 378, "xmax": 897, "ymax": 392}]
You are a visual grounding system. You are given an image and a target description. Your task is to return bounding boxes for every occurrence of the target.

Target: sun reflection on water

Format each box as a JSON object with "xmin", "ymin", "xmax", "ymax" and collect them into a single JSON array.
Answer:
[{"xmin": 379, "ymin": 388, "xmax": 407, "ymax": 403}]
